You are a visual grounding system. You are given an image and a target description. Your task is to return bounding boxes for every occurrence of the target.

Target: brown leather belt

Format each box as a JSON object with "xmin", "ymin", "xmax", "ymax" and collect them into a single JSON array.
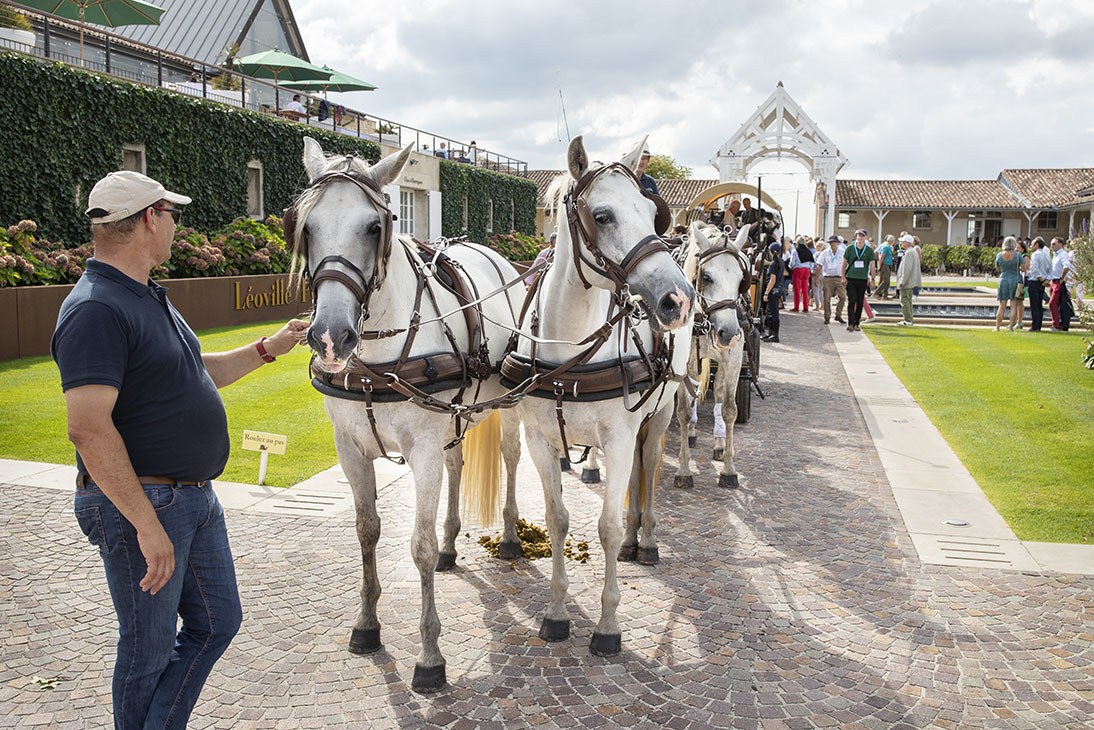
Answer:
[{"xmin": 77, "ymin": 474, "xmax": 207, "ymax": 489}]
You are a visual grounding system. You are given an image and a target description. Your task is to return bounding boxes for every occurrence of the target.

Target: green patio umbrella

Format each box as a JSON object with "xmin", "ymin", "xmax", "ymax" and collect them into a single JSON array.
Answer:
[
  {"xmin": 282, "ymin": 66, "xmax": 378, "ymax": 95},
  {"xmin": 17, "ymin": 0, "xmax": 165, "ymax": 61},
  {"xmin": 231, "ymin": 49, "xmax": 333, "ymax": 85}
]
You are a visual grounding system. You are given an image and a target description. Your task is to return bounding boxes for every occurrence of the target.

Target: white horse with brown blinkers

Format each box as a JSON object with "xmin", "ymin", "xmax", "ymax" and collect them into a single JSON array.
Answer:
[
  {"xmin": 674, "ymin": 221, "xmax": 752, "ymax": 489},
  {"xmin": 502, "ymin": 136, "xmax": 695, "ymax": 655},
  {"xmin": 290, "ymin": 137, "xmax": 524, "ymax": 693}
]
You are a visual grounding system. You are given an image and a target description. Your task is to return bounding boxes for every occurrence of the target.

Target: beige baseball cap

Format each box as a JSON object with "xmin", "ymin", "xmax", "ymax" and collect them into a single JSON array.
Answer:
[{"xmin": 85, "ymin": 170, "xmax": 191, "ymax": 224}]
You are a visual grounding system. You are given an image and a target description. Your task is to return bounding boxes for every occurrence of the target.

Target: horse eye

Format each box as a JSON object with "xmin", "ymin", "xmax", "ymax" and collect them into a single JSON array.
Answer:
[
  {"xmin": 701, "ymin": 272, "xmax": 713, "ymax": 285},
  {"xmin": 368, "ymin": 221, "xmax": 382, "ymax": 235},
  {"xmin": 593, "ymin": 211, "xmax": 613, "ymax": 226}
]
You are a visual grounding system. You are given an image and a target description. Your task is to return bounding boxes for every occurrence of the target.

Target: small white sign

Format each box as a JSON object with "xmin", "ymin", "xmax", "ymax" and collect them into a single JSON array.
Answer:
[{"xmin": 242, "ymin": 430, "xmax": 287, "ymax": 456}]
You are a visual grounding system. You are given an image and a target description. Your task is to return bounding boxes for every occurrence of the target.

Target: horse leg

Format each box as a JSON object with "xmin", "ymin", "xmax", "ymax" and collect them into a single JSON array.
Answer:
[
  {"xmin": 712, "ymin": 365, "xmax": 726, "ymax": 461},
  {"xmin": 581, "ymin": 448, "xmax": 601, "ymax": 484},
  {"xmin": 717, "ymin": 358, "xmax": 742, "ymax": 489},
  {"xmin": 618, "ymin": 449, "xmax": 640, "ymax": 562},
  {"xmin": 527, "ymin": 433, "xmax": 571, "ymax": 642},
  {"xmin": 674, "ymin": 385, "xmax": 695, "ymax": 489},
  {"xmin": 636, "ymin": 405, "xmax": 671, "ymax": 565},
  {"xmin": 405, "ymin": 445, "xmax": 448, "ymax": 692},
  {"xmin": 497, "ymin": 410, "xmax": 523, "ymax": 560},
  {"xmin": 688, "ymin": 395, "xmax": 698, "ymax": 447},
  {"xmin": 591, "ymin": 433, "xmax": 633, "ymax": 655},
  {"xmin": 436, "ymin": 445, "xmax": 462, "ymax": 571},
  {"xmin": 334, "ymin": 431, "xmax": 383, "ymax": 657}
]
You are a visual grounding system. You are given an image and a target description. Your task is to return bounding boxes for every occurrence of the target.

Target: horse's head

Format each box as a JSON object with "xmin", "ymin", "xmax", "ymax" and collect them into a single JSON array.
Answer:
[
  {"xmin": 687, "ymin": 221, "xmax": 751, "ymax": 350},
  {"xmin": 291, "ymin": 136, "xmax": 413, "ymax": 372},
  {"xmin": 560, "ymin": 135, "xmax": 694, "ymax": 333}
]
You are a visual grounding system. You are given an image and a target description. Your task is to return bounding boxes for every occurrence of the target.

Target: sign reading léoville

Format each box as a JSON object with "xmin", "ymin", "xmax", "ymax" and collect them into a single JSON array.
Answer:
[{"xmin": 234, "ymin": 278, "xmax": 313, "ymax": 311}]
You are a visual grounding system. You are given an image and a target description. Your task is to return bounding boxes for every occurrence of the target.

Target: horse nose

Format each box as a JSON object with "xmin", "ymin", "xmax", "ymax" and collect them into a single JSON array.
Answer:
[
  {"xmin": 308, "ymin": 324, "xmax": 358, "ymax": 361},
  {"xmin": 658, "ymin": 289, "xmax": 691, "ymax": 328},
  {"xmin": 717, "ymin": 325, "xmax": 740, "ymax": 347}
]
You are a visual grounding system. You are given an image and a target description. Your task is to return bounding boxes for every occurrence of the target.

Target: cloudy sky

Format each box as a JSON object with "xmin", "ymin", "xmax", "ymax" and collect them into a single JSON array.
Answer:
[{"xmin": 293, "ymin": 0, "xmax": 1094, "ymax": 230}]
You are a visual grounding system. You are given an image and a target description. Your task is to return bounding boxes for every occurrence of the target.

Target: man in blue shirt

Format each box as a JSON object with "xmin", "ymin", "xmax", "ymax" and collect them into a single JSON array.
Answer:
[
  {"xmin": 52, "ymin": 171, "xmax": 306, "ymax": 729},
  {"xmin": 636, "ymin": 143, "xmax": 659, "ymax": 196},
  {"xmin": 1025, "ymin": 236, "xmax": 1052, "ymax": 331},
  {"xmin": 875, "ymin": 235, "xmax": 896, "ymax": 299}
]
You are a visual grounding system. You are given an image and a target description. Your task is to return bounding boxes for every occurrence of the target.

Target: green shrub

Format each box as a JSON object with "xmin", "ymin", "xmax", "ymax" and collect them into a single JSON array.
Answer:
[
  {"xmin": 921, "ymin": 244, "xmax": 945, "ymax": 272},
  {"xmin": 978, "ymin": 246, "xmax": 1000, "ymax": 272},
  {"xmin": 0, "ymin": 7, "xmax": 32, "ymax": 31},
  {"xmin": 487, "ymin": 231, "xmax": 544, "ymax": 261},
  {"xmin": 944, "ymin": 244, "xmax": 978, "ymax": 273},
  {"xmin": 0, "ymin": 220, "xmax": 88, "ymax": 287}
]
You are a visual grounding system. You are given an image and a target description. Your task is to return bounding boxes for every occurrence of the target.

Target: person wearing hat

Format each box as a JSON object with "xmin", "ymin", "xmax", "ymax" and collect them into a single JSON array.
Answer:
[
  {"xmin": 51, "ymin": 170, "xmax": 308, "ymax": 728},
  {"xmin": 815, "ymin": 234, "xmax": 847, "ymax": 324},
  {"xmin": 841, "ymin": 229, "xmax": 877, "ymax": 331},
  {"xmin": 894, "ymin": 234, "xmax": 921, "ymax": 326},
  {"xmin": 762, "ymin": 240, "xmax": 785, "ymax": 342},
  {"xmin": 636, "ymin": 142, "xmax": 659, "ymax": 196}
]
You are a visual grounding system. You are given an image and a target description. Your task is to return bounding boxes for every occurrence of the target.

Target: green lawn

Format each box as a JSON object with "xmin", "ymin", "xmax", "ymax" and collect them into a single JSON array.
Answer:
[
  {"xmin": 865, "ymin": 327, "xmax": 1093, "ymax": 544},
  {"xmin": 921, "ymin": 278, "xmax": 998, "ymax": 289},
  {"xmin": 0, "ymin": 321, "xmax": 336, "ymax": 487}
]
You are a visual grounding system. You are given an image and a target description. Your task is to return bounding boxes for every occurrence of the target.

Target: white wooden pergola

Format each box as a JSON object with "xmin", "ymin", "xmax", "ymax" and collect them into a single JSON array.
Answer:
[{"xmin": 712, "ymin": 82, "xmax": 847, "ymax": 238}]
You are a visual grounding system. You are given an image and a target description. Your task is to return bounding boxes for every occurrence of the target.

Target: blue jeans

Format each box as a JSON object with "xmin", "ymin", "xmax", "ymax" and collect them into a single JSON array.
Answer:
[{"xmin": 74, "ymin": 481, "xmax": 242, "ymax": 730}]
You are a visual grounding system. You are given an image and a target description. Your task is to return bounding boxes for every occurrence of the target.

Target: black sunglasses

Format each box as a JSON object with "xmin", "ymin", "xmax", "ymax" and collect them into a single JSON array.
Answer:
[{"xmin": 151, "ymin": 205, "xmax": 183, "ymax": 224}]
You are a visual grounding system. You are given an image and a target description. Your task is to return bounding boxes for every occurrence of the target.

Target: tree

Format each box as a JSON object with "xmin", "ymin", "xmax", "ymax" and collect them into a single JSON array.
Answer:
[
  {"xmin": 1069, "ymin": 230, "xmax": 1094, "ymax": 367},
  {"xmin": 645, "ymin": 154, "xmax": 690, "ymax": 180}
]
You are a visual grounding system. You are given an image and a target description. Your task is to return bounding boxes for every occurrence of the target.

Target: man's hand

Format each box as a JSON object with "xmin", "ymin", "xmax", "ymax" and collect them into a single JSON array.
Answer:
[
  {"xmin": 264, "ymin": 318, "xmax": 309, "ymax": 358},
  {"xmin": 137, "ymin": 523, "xmax": 175, "ymax": 594}
]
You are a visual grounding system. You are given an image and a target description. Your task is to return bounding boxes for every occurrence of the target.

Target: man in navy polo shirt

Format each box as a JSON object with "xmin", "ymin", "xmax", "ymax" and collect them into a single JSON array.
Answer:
[{"xmin": 51, "ymin": 170, "xmax": 307, "ymax": 729}]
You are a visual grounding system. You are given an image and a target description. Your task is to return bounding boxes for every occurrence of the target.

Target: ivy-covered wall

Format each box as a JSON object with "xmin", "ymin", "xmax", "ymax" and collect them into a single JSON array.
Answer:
[
  {"xmin": 0, "ymin": 53, "xmax": 380, "ymax": 244},
  {"xmin": 439, "ymin": 160, "xmax": 536, "ymax": 241}
]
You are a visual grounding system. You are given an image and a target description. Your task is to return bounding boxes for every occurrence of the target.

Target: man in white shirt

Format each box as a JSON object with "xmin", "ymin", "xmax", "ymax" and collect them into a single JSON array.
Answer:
[
  {"xmin": 285, "ymin": 94, "xmax": 307, "ymax": 115},
  {"xmin": 894, "ymin": 234, "xmax": 921, "ymax": 325},
  {"xmin": 1048, "ymin": 237, "xmax": 1073, "ymax": 331},
  {"xmin": 816, "ymin": 235, "xmax": 847, "ymax": 324},
  {"xmin": 1025, "ymin": 237, "xmax": 1052, "ymax": 331}
]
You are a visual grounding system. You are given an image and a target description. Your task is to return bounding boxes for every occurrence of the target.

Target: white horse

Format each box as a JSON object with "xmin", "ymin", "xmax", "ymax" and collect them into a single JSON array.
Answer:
[
  {"xmin": 674, "ymin": 221, "xmax": 751, "ymax": 489},
  {"xmin": 293, "ymin": 137, "xmax": 523, "ymax": 692},
  {"xmin": 506, "ymin": 135, "xmax": 695, "ymax": 654}
]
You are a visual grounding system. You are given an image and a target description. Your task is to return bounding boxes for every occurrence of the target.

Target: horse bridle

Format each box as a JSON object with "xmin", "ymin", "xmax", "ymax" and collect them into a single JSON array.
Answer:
[
  {"xmin": 693, "ymin": 244, "xmax": 752, "ymax": 324},
  {"xmin": 283, "ymin": 164, "xmax": 396, "ymax": 316},
  {"xmin": 564, "ymin": 162, "xmax": 673, "ymax": 292}
]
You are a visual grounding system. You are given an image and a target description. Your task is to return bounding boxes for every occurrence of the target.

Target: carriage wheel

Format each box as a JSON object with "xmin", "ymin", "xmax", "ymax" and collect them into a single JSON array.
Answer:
[
  {"xmin": 749, "ymin": 325, "xmax": 762, "ymax": 377},
  {"xmin": 735, "ymin": 373, "xmax": 751, "ymax": 424}
]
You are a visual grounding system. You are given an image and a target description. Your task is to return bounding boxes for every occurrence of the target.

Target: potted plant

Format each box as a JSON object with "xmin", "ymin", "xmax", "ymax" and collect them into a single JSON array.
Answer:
[{"xmin": 0, "ymin": 6, "xmax": 35, "ymax": 49}]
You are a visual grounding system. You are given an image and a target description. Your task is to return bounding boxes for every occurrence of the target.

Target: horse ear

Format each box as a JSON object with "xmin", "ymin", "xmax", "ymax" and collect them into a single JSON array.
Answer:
[
  {"xmin": 621, "ymin": 135, "xmax": 647, "ymax": 173},
  {"xmin": 734, "ymin": 224, "xmax": 751, "ymax": 251},
  {"xmin": 369, "ymin": 143, "xmax": 413, "ymax": 189},
  {"xmin": 690, "ymin": 221, "xmax": 713, "ymax": 252},
  {"xmin": 567, "ymin": 135, "xmax": 589, "ymax": 180},
  {"xmin": 302, "ymin": 136, "xmax": 326, "ymax": 182}
]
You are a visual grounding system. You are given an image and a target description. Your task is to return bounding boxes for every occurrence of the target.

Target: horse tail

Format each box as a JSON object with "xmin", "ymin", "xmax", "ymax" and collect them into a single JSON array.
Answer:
[
  {"xmin": 460, "ymin": 410, "xmax": 502, "ymax": 526},
  {"xmin": 697, "ymin": 357, "xmax": 713, "ymax": 403},
  {"xmin": 633, "ymin": 423, "xmax": 666, "ymax": 508}
]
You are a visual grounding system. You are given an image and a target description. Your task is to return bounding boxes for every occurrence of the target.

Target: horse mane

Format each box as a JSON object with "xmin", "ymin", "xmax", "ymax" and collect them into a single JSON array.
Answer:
[
  {"xmin": 288, "ymin": 152, "xmax": 381, "ymax": 280},
  {"xmin": 683, "ymin": 222, "xmax": 740, "ymax": 282},
  {"xmin": 544, "ymin": 172, "xmax": 571, "ymax": 221}
]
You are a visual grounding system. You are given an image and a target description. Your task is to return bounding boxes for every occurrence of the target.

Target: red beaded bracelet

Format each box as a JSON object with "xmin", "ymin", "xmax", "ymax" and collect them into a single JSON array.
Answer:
[{"xmin": 255, "ymin": 337, "xmax": 276, "ymax": 363}]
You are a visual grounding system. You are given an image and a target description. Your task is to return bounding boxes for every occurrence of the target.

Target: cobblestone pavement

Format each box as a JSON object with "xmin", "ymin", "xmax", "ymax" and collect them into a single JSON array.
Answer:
[{"xmin": 2, "ymin": 314, "xmax": 1092, "ymax": 729}]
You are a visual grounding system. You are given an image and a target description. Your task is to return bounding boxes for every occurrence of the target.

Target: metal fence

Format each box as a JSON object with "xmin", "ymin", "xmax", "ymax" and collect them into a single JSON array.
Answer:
[{"xmin": 0, "ymin": 8, "xmax": 528, "ymax": 175}]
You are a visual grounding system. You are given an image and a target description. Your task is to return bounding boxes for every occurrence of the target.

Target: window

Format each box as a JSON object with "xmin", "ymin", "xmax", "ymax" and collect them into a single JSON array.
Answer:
[
  {"xmin": 837, "ymin": 212, "xmax": 853, "ymax": 228},
  {"xmin": 1037, "ymin": 211, "xmax": 1058, "ymax": 230},
  {"xmin": 399, "ymin": 190, "xmax": 415, "ymax": 236},
  {"xmin": 121, "ymin": 144, "xmax": 145, "ymax": 174},
  {"xmin": 486, "ymin": 198, "xmax": 494, "ymax": 233},
  {"xmin": 247, "ymin": 161, "xmax": 264, "ymax": 219},
  {"xmin": 912, "ymin": 211, "xmax": 932, "ymax": 229}
]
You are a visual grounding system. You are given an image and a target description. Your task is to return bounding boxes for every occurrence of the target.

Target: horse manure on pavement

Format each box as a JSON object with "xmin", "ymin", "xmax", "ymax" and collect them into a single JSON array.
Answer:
[{"xmin": 477, "ymin": 519, "xmax": 590, "ymax": 563}]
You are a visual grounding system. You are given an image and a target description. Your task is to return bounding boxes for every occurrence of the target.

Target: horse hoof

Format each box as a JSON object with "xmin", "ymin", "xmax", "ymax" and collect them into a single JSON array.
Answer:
[
  {"xmin": 617, "ymin": 544, "xmax": 638, "ymax": 562},
  {"xmin": 435, "ymin": 551, "xmax": 457, "ymax": 571},
  {"xmin": 688, "ymin": 435, "xmax": 697, "ymax": 447},
  {"xmin": 497, "ymin": 541, "xmax": 523, "ymax": 560},
  {"xmin": 637, "ymin": 547, "xmax": 659, "ymax": 565},
  {"xmin": 713, "ymin": 448, "xmax": 724, "ymax": 461},
  {"xmin": 348, "ymin": 627, "xmax": 381, "ymax": 655},
  {"xmin": 590, "ymin": 632, "xmax": 622, "ymax": 656},
  {"xmin": 718, "ymin": 473, "xmax": 740, "ymax": 489},
  {"xmin": 560, "ymin": 457, "xmax": 572, "ymax": 472},
  {"xmin": 673, "ymin": 475, "xmax": 694, "ymax": 489},
  {"xmin": 580, "ymin": 468, "xmax": 601, "ymax": 484},
  {"xmin": 411, "ymin": 663, "xmax": 447, "ymax": 693},
  {"xmin": 539, "ymin": 618, "xmax": 570, "ymax": 642}
]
